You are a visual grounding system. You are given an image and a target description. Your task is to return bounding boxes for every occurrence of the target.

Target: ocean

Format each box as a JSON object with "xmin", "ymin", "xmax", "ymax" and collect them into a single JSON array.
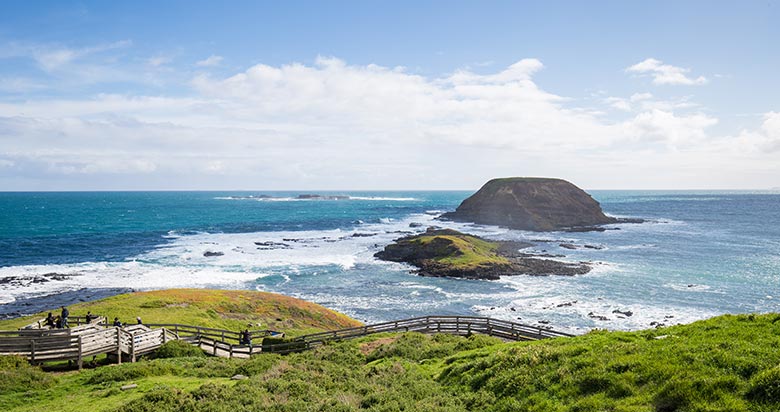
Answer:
[{"xmin": 1, "ymin": 190, "xmax": 779, "ymax": 333}]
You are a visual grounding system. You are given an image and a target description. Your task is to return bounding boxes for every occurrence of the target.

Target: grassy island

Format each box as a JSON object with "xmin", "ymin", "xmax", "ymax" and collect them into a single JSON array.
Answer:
[
  {"xmin": 2, "ymin": 290, "xmax": 780, "ymax": 411},
  {"xmin": 374, "ymin": 228, "xmax": 589, "ymax": 279}
]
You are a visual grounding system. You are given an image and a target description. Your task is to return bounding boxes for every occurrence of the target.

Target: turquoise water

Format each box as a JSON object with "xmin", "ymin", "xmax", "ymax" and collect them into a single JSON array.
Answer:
[{"xmin": 1, "ymin": 190, "xmax": 779, "ymax": 332}]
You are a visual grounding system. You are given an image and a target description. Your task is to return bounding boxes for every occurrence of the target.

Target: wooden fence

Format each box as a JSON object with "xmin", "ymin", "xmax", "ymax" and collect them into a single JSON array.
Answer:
[{"xmin": 0, "ymin": 315, "xmax": 573, "ymax": 367}]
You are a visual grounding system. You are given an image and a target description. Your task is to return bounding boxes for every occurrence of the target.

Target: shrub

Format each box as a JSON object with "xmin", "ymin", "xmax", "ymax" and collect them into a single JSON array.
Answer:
[
  {"xmin": 0, "ymin": 355, "xmax": 56, "ymax": 395},
  {"xmin": 747, "ymin": 365, "xmax": 780, "ymax": 403},
  {"xmin": 84, "ymin": 361, "xmax": 182, "ymax": 384},
  {"xmin": 151, "ymin": 340, "xmax": 205, "ymax": 359},
  {"xmin": 262, "ymin": 336, "xmax": 307, "ymax": 353}
]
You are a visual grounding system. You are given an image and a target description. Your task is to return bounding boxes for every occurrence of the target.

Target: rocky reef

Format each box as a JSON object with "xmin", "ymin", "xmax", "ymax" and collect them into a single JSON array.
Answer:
[
  {"xmin": 440, "ymin": 177, "xmax": 639, "ymax": 231},
  {"xmin": 374, "ymin": 228, "xmax": 590, "ymax": 280}
]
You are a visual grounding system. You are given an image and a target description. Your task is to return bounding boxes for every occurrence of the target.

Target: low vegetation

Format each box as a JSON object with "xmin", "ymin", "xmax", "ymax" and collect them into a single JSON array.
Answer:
[{"xmin": 2, "ymin": 311, "xmax": 780, "ymax": 411}]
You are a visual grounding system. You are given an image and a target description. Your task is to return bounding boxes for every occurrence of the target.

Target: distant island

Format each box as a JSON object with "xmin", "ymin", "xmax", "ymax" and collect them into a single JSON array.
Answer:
[
  {"xmin": 220, "ymin": 194, "xmax": 350, "ymax": 201},
  {"xmin": 441, "ymin": 177, "xmax": 641, "ymax": 231},
  {"xmin": 375, "ymin": 227, "xmax": 590, "ymax": 280}
]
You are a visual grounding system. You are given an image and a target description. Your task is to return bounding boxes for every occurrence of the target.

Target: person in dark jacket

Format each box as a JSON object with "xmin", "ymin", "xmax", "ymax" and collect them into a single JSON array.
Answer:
[
  {"xmin": 60, "ymin": 306, "xmax": 69, "ymax": 328},
  {"xmin": 240, "ymin": 326, "xmax": 252, "ymax": 347},
  {"xmin": 113, "ymin": 317, "xmax": 122, "ymax": 327},
  {"xmin": 85, "ymin": 311, "xmax": 95, "ymax": 323},
  {"xmin": 44, "ymin": 312, "xmax": 55, "ymax": 328}
]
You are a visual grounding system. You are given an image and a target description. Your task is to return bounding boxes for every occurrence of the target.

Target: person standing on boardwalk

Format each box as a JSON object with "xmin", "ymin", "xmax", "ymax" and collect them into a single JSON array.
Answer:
[
  {"xmin": 240, "ymin": 325, "xmax": 252, "ymax": 348},
  {"xmin": 60, "ymin": 306, "xmax": 69, "ymax": 328}
]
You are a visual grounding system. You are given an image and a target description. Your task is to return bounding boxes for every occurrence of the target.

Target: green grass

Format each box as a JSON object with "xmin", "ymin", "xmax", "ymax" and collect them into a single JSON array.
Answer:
[
  {"xmin": 411, "ymin": 234, "xmax": 510, "ymax": 269},
  {"xmin": 2, "ymin": 290, "xmax": 780, "ymax": 411},
  {"xmin": 0, "ymin": 289, "xmax": 362, "ymax": 336}
]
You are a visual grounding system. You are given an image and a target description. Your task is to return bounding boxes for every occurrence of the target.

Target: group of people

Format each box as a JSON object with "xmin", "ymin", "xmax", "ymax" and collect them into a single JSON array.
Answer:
[
  {"xmin": 43, "ymin": 307, "xmax": 145, "ymax": 330},
  {"xmin": 112, "ymin": 316, "xmax": 143, "ymax": 327},
  {"xmin": 44, "ymin": 309, "xmax": 259, "ymax": 349},
  {"xmin": 43, "ymin": 306, "xmax": 70, "ymax": 329}
]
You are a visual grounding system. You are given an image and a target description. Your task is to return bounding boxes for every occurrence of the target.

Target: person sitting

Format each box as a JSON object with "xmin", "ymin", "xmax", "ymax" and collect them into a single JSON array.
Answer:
[
  {"xmin": 136, "ymin": 316, "xmax": 142, "ymax": 325},
  {"xmin": 55, "ymin": 316, "xmax": 62, "ymax": 329},
  {"xmin": 85, "ymin": 311, "xmax": 95, "ymax": 323},
  {"xmin": 113, "ymin": 317, "xmax": 122, "ymax": 327},
  {"xmin": 44, "ymin": 312, "xmax": 55, "ymax": 328}
]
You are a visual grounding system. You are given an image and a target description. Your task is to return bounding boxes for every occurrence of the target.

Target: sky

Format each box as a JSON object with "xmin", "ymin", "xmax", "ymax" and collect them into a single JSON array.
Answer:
[{"xmin": 0, "ymin": 1, "xmax": 778, "ymax": 190}]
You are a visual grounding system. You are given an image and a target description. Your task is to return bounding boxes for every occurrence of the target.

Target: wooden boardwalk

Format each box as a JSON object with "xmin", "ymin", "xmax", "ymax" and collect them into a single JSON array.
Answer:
[{"xmin": 0, "ymin": 315, "xmax": 573, "ymax": 368}]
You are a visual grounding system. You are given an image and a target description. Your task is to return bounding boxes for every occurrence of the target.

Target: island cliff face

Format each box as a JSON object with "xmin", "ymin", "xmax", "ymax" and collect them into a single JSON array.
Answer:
[{"xmin": 440, "ymin": 177, "xmax": 615, "ymax": 231}]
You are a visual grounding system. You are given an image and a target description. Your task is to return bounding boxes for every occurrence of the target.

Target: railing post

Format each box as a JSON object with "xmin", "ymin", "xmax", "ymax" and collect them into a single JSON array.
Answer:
[
  {"xmin": 162, "ymin": 328, "xmax": 167, "ymax": 344},
  {"xmin": 30, "ymin": 339, "xmax": 36, "ymax": 364},
  {"xmin": 116, "ymin": 328, "xmax": 122, "ymax": 364},
  {"xmin": 131, "ymin": 332, "xmax": 136, "ymax": 363},
  {"xmin": 77, "ymin": 336, "xmax": 83, "ymax": 370}
]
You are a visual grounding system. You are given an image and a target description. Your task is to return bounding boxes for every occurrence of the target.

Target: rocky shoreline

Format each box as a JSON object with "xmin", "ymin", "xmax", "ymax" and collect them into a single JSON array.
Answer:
[{"xmin": 374, "ymin": 228, "xmax": 591, "ymax": 280}]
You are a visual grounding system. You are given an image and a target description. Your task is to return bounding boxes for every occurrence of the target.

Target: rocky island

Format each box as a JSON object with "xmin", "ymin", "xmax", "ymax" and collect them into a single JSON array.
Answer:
[
  {"xmin": 375, "ymin": 227, "xmax": 590, "ymax": 280},
  {"xmin": 440, "ymin": 177, "xmax": 638, "ymax": 231}
]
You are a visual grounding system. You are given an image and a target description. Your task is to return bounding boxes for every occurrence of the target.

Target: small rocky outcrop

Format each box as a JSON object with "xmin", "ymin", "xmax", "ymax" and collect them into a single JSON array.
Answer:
[
  {"xmin": 374, "ymin": 228, "xmax": 590, "ymax": 280},
  {"xmin": 440, "ymin": 177, "xmax": 637, "ymax": 231}
]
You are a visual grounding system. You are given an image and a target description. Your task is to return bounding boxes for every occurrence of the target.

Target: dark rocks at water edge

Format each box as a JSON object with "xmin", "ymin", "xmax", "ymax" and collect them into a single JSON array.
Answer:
[
  {"xmin": 374, "ymin": 227, "xmax": 590, "ymax": 280},
  {"xmin": 0, "ymin": 288, "xmax": 133, "ymax": 320},
  {"xmin": 439, "ymin": 177, "xmax": 643, "ymax": 231}
]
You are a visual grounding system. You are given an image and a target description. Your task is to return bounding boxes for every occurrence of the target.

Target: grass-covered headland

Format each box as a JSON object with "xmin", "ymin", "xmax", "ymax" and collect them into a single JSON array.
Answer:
[{"xmin": 2, "ymin": 290, "xmax": 780, "ymax": 411}]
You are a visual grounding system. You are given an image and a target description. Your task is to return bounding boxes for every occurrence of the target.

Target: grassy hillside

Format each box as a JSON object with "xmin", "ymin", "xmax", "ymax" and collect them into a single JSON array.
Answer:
[
  {"xmin": 2, "ymin": 290, "xmax": 779, "ymax": 411},
  {"xmin": 0, "ymin": 289, "xmax": 361, "ymax": 336}
]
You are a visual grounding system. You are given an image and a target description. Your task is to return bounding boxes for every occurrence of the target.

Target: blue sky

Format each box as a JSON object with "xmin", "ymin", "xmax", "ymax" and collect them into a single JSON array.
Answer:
[{"xmin": 0, "ymin": 1, "xmax": 778, "ymax": 190}]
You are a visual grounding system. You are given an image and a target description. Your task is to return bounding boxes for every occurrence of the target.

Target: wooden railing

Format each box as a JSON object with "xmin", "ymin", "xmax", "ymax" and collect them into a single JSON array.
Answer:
[
  {"xmin": 143, "ymin": 323, "xmax": 279, "ymax": 345},
  {"xmin": 19, "ymin": 316, "xmax": 106, "ymax": 331},
  {"xmin": 257, "ymin": 315, "xmax": 573, "ymax": 354},
  {"xmin": 0, "ymin": 315, "xmax": 574, "ymax": 367}
]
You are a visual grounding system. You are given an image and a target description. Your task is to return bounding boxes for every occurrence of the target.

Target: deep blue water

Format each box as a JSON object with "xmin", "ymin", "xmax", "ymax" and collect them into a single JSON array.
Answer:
[{"xmin": 1, "ymin": 190, "xmax": 778, "ymax": 331}]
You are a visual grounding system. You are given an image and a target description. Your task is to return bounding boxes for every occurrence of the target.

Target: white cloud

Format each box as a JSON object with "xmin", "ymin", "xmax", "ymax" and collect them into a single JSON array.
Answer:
[
  {"xmin": 605, "ymin": 97, "xmax": 631, "ymax": 112},
  {"xmin": 734, "ymin": 112, "xmax": 780, "ymax": 153},
  {"xmin": 621, "ymin": 109, "xmax": 718, "ymax": 147},
  {"xmin": 627, "ymin": 58, "xmax": 707, "ymax": 85},
  {"xmin": 29, "ymin": 40, "xmax": 132, "ymax": 72},
  {"xmin": 630, "ymin": 92, "xmax": 653, "ymax": 102},
  {"xmin": 0, "ymin": 57, "xmax": 777, "ymax": 190},
  {"xmin": 196, "ymin": 55, "xmax": 223, "ymax": 67},
  {"xmin": 147, "ymin": 55, "xmax": 172, "ymax": 67}
]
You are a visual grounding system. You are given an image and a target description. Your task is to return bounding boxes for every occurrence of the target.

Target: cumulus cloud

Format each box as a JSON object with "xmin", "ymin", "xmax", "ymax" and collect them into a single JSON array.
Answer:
[
  {"xmin": 0, "ymin": 56, "xmax": 777, "ymax": 189},
  {"xmin": 734, "ymin": 112, "xmax": 780, "ymax": 153},
  {"xmin": 627, "ymin": 58, "xmax": 707, "ymax": 86},
  {"xmin": 196, "ymin": 55, "xmax": 223, "ymax": 67}
]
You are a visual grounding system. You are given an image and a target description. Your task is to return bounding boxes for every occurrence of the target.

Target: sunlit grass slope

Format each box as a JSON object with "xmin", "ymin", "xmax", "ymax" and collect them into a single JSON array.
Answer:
[{"xmin": 0, "ymin": 289, "xmax": 361, "ymax": 336}]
